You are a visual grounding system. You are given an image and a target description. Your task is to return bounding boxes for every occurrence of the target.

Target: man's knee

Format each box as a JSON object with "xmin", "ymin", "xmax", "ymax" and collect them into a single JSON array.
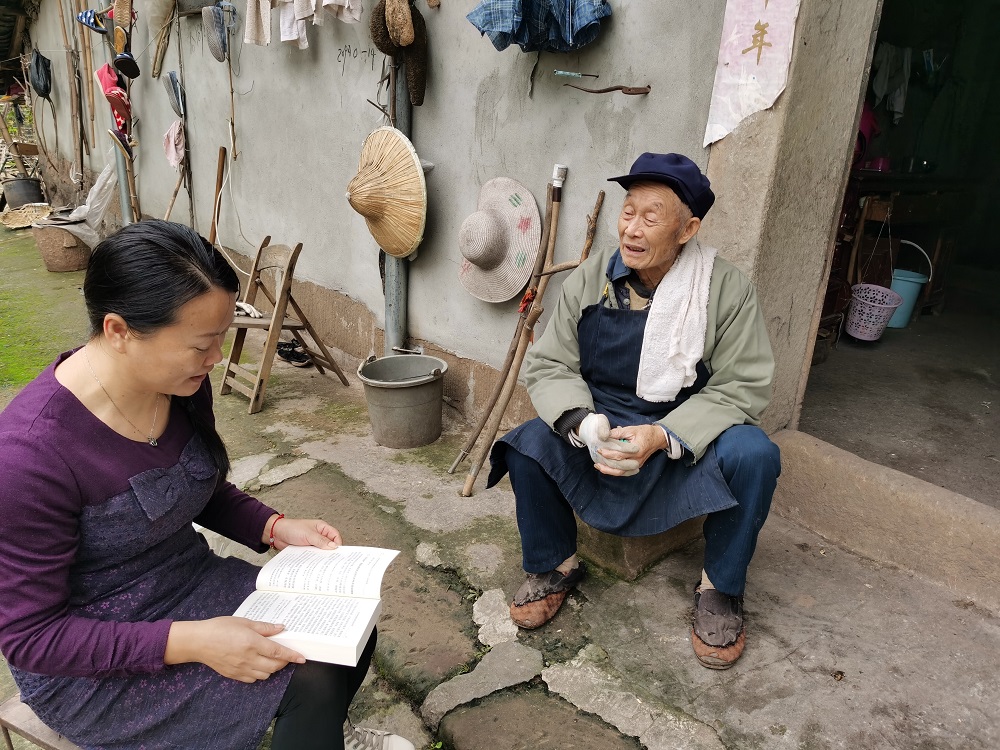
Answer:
[
  {"xmin": 506, "ymin": 447, "xmax": 553, "ymax": 491},
  {"xmin": 714, "ymin": 425, "xmax": 781, "ymax": 481}
]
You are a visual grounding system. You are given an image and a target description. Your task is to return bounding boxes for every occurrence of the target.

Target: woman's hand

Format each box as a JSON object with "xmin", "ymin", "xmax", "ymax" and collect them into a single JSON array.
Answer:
[
  {"xmin": 596, "ymin": 424, "xmax": 668, "ymax": 476},
  {"xmin": 165, "ymin": 618, "xmax": 305, "ymax": 683},
  {"xmin": 264, "ymin": 515, "xmax": 342, "ymax": 551}
]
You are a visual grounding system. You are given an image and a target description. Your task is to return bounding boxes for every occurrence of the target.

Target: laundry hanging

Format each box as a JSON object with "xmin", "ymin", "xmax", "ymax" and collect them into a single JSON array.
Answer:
[{"xmin": 466, "ymin": 0, "xmax": 611, "ymax": 53}]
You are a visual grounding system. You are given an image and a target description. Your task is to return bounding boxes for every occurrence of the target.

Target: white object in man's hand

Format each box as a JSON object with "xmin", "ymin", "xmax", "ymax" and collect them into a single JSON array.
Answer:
[{"xmin": 575, "ymin": 413, "xmax": 641, "ymax": 475}]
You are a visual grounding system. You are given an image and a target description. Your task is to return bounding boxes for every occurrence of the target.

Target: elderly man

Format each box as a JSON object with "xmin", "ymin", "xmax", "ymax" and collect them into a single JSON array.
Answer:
[{"xmin": 487, "ymin": 153, "xmax": 780, "ymax": 669}]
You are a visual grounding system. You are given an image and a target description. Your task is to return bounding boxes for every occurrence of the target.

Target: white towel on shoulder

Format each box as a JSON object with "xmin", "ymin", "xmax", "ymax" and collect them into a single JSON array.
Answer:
[{"xmin": 635, "ymin": 239, "xmax": 717, "ymax": 403}]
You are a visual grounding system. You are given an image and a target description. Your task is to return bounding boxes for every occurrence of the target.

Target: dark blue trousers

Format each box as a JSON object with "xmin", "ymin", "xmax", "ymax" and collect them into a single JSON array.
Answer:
[{"xmin": 508, "ymin": 424, "xmax": 780, "ymax": 596}]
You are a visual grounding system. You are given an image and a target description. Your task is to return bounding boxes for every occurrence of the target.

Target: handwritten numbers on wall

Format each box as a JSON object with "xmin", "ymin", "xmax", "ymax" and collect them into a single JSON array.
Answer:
[{"xmin": 337, "ymin": 45, "xmax": 379, "ymax": 76}]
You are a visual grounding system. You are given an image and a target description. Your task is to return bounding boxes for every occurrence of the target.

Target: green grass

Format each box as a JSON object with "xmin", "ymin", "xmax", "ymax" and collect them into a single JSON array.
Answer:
[{"xmin": 0, "ymin": 229, "xmax": 89, "ymax": 403}]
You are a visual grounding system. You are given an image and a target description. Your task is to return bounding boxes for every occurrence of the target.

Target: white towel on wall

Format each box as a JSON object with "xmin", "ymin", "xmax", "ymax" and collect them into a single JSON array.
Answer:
[
  {"xmin": 244, "ymin": 0, "xmax": 273, "ymax": 45},
  {"xmin": 324, "ymin": 0, "xmax": 362, "ymax": 22},
  {"xmin": 635, "ymin": 239, "xmax": 717, "ymax": 403}
]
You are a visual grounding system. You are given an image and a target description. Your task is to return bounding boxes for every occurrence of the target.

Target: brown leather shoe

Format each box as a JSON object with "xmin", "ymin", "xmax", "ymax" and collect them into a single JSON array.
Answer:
[
  {"xmin": 509, "ymin": 564, "xmax": 586, "ymax": 629},
  {"xmin": 691, "ymin": 585, "xmax": 746, "ymax": 669},
  {"xmin": 691, "ymin": 627, "xmax": 746, "ymax": 669}
]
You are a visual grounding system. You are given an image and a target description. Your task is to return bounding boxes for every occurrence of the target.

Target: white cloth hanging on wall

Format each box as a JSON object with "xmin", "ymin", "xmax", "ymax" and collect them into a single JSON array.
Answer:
[
  {"xmin": 244, "ymin": 0, "xmax": 273, "ymax": 45},
  {"xmin": 872, "ymin": 43, "xmax": 912, "ymax": 124}
]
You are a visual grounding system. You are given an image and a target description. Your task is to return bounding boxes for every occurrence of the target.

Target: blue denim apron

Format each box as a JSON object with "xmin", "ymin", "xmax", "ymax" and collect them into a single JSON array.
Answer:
[{"xmin": 489, "ymin": 301, "xmax": 738, "ymax": 536}]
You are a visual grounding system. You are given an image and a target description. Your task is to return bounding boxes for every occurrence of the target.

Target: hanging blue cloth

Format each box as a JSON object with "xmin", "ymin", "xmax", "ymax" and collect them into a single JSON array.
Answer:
[{"xmin": 467, "ymin": 0, "xmax": 612, "ymax": 53}]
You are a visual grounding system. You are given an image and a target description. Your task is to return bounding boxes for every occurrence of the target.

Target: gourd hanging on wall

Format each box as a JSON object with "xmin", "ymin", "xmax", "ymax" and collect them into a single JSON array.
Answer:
[{"xmin": 370, "ymin": 0, "xmax": 428, "ymax": 106}]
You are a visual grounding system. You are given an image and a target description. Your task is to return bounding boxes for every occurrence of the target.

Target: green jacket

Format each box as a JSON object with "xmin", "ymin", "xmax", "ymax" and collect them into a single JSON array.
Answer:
[{"xmin": 523, "ymin": 243, "xmax": 775, "ymax": 461}]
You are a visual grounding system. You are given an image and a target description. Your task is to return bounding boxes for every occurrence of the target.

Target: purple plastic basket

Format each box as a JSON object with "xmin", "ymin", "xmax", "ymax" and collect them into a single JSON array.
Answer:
[{"xmin": 845, "ymin": 284, "xmax": 903, "ymax": 341}]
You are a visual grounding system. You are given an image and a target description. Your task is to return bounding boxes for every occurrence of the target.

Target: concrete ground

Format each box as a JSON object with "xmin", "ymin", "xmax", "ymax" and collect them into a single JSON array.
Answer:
[
  {"xmin": 2, "ymin": 228, "xmax": 999, "ymax": 750},
  {"xmin": 800, "ymin": 307, "xmax": 999, "ymax": 511}
]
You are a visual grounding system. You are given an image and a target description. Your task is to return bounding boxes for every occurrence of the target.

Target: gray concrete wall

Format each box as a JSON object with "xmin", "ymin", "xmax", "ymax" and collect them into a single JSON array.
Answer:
[{"xmin": 28, "ymin": 1, "xmax": 725, "ymax": 390}]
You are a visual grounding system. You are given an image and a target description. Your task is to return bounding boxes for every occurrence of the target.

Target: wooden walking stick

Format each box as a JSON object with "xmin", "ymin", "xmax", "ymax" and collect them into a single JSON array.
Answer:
[
  {"xmin": 458, "ymin": 187, "xmax": 605, "ymax": 497},
  {"xmin": 163, "ymin": 164, "xmax": 184, "ymax": 220},
  {"xmin": 448, "ymin": 182, "xmax": 554, "ymax": 475},
  {"xmin": 77, "ymin": 0, "xmax": 96, "ymax": 144},
  {"xmin": 209, "ymin": 146, "xmax": 227, "ymax": 244},
  {"xmin": 458, "ymin": 166, "xmax": 569, "ymax": 496},
  {"xmin": 56, "ymin": 0, "xmax": 84, "ymax": 190}
]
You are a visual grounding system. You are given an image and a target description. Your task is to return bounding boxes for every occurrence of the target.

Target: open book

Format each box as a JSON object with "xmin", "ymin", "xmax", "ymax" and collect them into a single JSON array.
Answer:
[{"xmin": 233, "ymin": 545, "xmax": 399, "ymax": 666}]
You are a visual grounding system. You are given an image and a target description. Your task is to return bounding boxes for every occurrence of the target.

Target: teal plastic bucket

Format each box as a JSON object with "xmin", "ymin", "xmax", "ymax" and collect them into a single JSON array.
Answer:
[{"xmin": 886, "ymin": 269, "xmax": 928, "ymax": 328}]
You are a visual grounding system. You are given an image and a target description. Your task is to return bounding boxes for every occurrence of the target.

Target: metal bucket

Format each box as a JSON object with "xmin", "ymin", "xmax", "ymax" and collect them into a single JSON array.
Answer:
[
  {"xmin": 2, "ymin": 178, "xmax": 45, "ymax": 209},
  {"xmin": 357, "ymin": 354, "xmax": 448, "ymax": 448}
]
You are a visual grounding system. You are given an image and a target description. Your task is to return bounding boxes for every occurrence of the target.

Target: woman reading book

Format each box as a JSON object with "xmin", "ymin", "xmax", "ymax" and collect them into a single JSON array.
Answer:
[{"xmin": 0, "ymin": 221, "xmax": 413, "ymax": 750}]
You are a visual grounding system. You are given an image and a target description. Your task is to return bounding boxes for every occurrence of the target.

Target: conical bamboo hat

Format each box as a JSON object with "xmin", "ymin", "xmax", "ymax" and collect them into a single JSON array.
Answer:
[{"xmin": 346, "ymin": 126, "xmax": 427, "ymax": 258}]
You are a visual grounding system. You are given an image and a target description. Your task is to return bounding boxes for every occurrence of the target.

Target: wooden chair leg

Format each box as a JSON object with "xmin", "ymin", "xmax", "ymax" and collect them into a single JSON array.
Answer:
[
  {"xmin": 287, "ymin": 297, "xmax": 349, "ymax": 386},
  {"xmin": 2, "ymin": 725, "xmax": 15, "ymax": 750},
  {"xmin": 250, "ymin": 325, "xmax": 284, "ymax": 414},
  {"xmin": 219, "ymin": 328, "xmax": 248, "ymax": 396}
]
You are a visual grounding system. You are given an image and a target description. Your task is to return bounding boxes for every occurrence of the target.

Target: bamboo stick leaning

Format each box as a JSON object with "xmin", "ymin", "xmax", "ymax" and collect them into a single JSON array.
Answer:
[
  {"xmin": 447, "ymin": 182, "xmax": 554, "ymax": 475},
  {"xmin": 457, "ymin": 179, "xmax": 606, "ymax": 497},
  {"xmin": 77, "ymin": 0, "xmax": 95, "ymax": 144}
]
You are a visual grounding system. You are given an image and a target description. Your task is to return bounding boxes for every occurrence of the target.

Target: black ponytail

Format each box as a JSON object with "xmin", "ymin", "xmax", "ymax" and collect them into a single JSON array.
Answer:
[{"xmin": 84, "ymin": 220, "xmax": 240, "ymax": 478}]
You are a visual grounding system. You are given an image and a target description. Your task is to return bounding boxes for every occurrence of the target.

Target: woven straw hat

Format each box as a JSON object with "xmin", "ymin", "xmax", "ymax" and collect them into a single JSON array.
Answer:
[
  {"xmin": 458, "ymin": 177, "xmax": 541, "ymax": 303},
  {"xmin": 346, "ymin": 126, "xmax": 427, "ymax": 258}
]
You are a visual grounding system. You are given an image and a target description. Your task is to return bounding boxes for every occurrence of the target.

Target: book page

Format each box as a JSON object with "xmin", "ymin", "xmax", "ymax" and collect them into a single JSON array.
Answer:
[
  {"xmin": 234, "ymin": 590, "xmax": 380, "ymax": 643},
  {"xmin": 255, "ymin": 545, "xmax": 399, "ymax": 599}
]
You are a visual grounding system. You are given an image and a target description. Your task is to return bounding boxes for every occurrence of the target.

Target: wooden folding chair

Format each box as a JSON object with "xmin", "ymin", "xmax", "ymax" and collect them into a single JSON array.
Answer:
[{"xmin": 220, "ymin": 236, "xmax": 349, "ymax": 414}]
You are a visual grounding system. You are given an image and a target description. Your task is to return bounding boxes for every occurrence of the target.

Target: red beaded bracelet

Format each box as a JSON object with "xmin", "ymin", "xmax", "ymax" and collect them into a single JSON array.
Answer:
[{"xmin": 268, "ymin": 514, "xmax": 285, "ymax": 549}]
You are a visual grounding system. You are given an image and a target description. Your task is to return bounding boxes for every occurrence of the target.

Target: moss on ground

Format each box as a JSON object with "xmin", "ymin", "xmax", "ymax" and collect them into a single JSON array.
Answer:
[{"xmin": 0, "ymin": 230, "xmax": 89, "ymax": 404}]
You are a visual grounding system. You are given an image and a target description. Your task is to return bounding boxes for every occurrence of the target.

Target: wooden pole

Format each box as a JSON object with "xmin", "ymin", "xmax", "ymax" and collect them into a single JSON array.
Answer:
[
  {"xmin": 163, "ymin": 165, "xmax": 184, "ymax": 220},
  {"xmin": 77, "ymin": 0, "xmax": 96, "ymax": 145},
  {"xmin": 56, "ymin": 0, "xmax": 84, "ymax": 190},
  {"xmin": 0, "ymin": 104, "xmax": 29, "ymax": 177},
  {"xmin": 456, "ymin": 189, "xmax": 604, "ymax": 497},
  {"xmin": 448, "ymin": 183, "xmax": 554, "ymax": 474},
  {"xmin": 209, "ymin": 146, "xmax": 226, "ymax": 244}
]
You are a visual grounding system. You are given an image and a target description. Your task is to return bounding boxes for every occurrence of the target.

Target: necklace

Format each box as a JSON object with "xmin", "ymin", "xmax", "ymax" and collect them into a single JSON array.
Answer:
[{"xmin": 83, "ymin": 347, "xmax": 161, "ymax": 446}]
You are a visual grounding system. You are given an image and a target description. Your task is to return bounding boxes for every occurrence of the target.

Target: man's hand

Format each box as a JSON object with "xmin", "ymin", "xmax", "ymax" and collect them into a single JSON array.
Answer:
[
  {"xmin": 165, "ymin": 618, "xmax": 305, "ymax": 683},
  {"xmin": 577, "ymin": 413, "xmax": 641, "ymax": 476},
  {"xmin": 598, "ymin": 424, "xmax": 671, "ymax": 476}
]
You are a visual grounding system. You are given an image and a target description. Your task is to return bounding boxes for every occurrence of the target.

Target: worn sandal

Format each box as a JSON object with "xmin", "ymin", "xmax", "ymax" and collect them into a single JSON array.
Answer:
[
  {"xmin": 76, "ymin": 9, "xmax": 107, "ymax": 34},
  {"xmin": 108, "ymin": 128, "xmax": 133, "ymax": 161},
  {"xmin": 510, "ymin": 563, "xmax": 585, "ymax": 629},
  {"xmin": 114, "ymin": 51, "xmax": 140, "ymax": 79},
  {"xmin": 691, "ymin": 585, "xmax": 746, "ymax": 669}
]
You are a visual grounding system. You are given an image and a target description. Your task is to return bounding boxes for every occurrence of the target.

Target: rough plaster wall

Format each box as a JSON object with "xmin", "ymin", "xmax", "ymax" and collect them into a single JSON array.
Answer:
[
  {"xmin": 29, "ymin": 0, "xmax": 726, "ymax": 369},
  {"xmin": 702, "ymin": 0, "xmax": 882, "ymax": 433}
]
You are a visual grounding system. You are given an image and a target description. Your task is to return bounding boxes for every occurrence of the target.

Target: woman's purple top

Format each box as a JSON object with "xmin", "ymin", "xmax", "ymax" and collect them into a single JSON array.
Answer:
[{"xmin": 0, "ymin": 352, "xmax": 292, "ymax": 749}]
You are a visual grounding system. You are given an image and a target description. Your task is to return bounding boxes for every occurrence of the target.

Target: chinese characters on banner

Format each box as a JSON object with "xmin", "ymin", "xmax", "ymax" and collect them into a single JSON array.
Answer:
[{"xmin": 703, "ymin": 0, "xmax": 802, "ymax": 146}]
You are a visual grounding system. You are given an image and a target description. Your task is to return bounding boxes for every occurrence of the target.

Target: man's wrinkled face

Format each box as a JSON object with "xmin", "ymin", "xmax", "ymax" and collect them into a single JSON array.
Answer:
[{"xmin": 617, "ymin": 182, "xmax": 700, "ymax": 287}]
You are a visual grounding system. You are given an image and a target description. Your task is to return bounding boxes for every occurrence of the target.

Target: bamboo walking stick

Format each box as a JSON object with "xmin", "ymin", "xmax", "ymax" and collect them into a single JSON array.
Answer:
[
  {"xmin": 458, "ymin": 166, "xmax": 569, "ymax": 496},
  {"xmin": 209, "ymin": 146, "xmax": 227, "ymax": 244},
  {"xmin": 447, "ymin": 182, "xmax": 554, "ymax": 474},
  {"xmin": 78, "ymin": 0, "xmax": 96, "ymax": 144},
  {"xmin": 458, "ymin": 188, "xmax": 605, "ymax": 497},
  {"xmin": 163, "ymin": 165, "xmax": 184, "ymax": 220},
  {"xmin": 56, "ymin": 0, "xmax": 84, "ymax": 190}
]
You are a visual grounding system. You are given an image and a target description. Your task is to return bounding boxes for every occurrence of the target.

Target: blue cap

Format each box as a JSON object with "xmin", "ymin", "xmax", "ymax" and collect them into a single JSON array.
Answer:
[{"xmin": 608, "ymin": 153, "xmax": 715, "ymax": 219}]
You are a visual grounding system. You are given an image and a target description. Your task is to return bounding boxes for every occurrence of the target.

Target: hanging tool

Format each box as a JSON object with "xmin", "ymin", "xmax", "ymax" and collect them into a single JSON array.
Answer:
[{"xmin": 563, "ymin": 83, "xmax": 651, "ymax": 95}]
